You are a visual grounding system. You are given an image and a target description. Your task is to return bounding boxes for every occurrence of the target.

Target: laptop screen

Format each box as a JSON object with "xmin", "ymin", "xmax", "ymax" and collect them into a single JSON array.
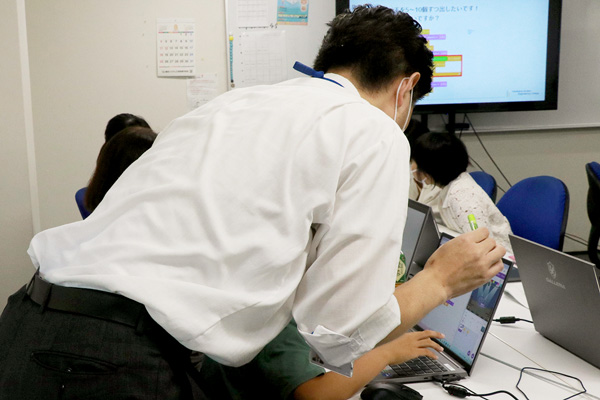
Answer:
[
  {"xmin": 416, "ymin": 233, "xmax": 512, "ymax": 370},
  {"xmin": 401, "ymin": 200, "xmax": 428, "ymax": 269},
  {"xmin": 401, "ymin": 200, "xmax": 439, "ymax": 277}
]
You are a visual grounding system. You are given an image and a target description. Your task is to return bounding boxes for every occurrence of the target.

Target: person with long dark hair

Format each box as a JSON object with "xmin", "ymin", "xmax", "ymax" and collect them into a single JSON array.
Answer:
[
  {"xmin": 84, "ymin": 126, "xmax": 157, "ymax": 212},
  {"xmin": 104, "ymin": 113, "xmax": 151, "ymax": 142}
]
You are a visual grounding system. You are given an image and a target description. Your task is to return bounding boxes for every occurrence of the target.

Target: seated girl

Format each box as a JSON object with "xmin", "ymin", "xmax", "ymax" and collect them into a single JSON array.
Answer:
[
  {"xmin": 409, "ymin": 131, "xmax": 513, "ymax": 253},
  {"xmin": 84, "ymin": 126, "xmax": 157, "ymax": 212}
]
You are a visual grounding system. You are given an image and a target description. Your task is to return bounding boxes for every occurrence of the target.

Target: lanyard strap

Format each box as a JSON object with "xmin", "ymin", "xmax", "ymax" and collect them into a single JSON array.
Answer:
[{"xmin": 293, "ymin": 61, "xmax": 344, "ymax": 88}]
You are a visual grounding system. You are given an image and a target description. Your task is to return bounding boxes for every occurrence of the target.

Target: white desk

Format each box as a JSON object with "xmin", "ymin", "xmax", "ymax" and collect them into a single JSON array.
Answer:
[
  {"xmin": 487, "ymin": 282, "xmax": 600, "ymax": 398},
  {"xmin": 353, "ymin": 282, "xmax": 600, "ymax": 399}
]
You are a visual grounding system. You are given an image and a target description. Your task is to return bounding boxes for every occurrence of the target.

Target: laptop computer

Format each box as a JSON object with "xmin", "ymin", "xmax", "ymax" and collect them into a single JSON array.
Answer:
[
  {"xmin": 509, "ymin": 234, "xmax": 600, "ymax": 369},
  {"xmin": 401, "ymin": 200, "xmax": 440, "ymax": 279},
  {"xmin": 376, "ymin": 232, "xmax": 513, "ymax": 383}
]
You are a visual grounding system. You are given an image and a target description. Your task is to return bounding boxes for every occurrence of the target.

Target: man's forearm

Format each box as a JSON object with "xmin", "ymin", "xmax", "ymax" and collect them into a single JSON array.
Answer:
[{"xmin": 378, "ymin": 268, "xmax": 447, "ymax": 344}]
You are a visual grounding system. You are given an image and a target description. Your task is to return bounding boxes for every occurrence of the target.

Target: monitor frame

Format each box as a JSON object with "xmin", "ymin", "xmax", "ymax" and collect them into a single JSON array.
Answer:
[{"xmin": 334, "ymin": 0, "xmax": 562, "ymax": 115}]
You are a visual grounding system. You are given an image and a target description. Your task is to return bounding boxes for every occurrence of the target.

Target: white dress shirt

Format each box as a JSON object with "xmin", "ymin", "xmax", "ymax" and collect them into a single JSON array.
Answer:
[{"xmin": 28, "ymin": 74, "xmax": 410, "ymax": 367}]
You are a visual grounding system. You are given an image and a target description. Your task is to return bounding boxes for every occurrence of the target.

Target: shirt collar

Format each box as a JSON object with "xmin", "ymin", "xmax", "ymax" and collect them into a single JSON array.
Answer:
[{"xmin": 323, "ymin": 73, "xmax": 361, "ymax": 97}]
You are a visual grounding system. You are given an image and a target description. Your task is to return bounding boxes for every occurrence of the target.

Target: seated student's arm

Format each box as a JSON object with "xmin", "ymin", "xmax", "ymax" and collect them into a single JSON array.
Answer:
[
  {"xmin": 293, "ymin": 330, "xmax": 444, "ymax": 400},
  {"xmin": 381, "ymin": 228, "xmax": 506, "ymax": 343}
]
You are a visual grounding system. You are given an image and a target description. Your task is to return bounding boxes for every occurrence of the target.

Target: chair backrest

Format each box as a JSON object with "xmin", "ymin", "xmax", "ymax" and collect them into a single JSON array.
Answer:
[
  {"xmin": 75, "ymin": 187, "xmax": 91, "ymax": 219},
  {"xmin": 586, "ymin": 162, "xmax": 600, "ymax": 226},
  {"xmin": 497, "ymin": 176, "xmax": 569, "ymax": 251},
  {"xmin": 585, "ymin": 162, "xmax": 600, "ymax": 267},
  {"xmin": 469, "ymin": 171, "xmax": 497, "ymax": 202}
]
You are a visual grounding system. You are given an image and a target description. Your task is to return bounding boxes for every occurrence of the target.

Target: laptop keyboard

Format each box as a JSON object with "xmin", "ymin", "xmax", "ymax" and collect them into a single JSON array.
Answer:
[{"xmin": 390, "ymin": 356, "xmax": 449, "ymax": 377}]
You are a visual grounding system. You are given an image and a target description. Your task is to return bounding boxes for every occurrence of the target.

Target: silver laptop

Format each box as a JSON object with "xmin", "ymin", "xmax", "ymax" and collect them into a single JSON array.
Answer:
[
  {"xmin": 510, "ymin": 234, "xmax": 600, "ymax": 369},
  {"xmin": 402, "ymin": 199, "xmax": 440, "ymax": 279},
  {"xmin": 376, "ymin": 232, "xmax": 513, "ymax": 383}
]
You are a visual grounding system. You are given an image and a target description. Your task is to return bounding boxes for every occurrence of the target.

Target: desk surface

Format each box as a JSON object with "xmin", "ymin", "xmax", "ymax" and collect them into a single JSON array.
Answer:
[{"xmin": 353, "ymin": 282, "xmax": 600, "ymax": 399}]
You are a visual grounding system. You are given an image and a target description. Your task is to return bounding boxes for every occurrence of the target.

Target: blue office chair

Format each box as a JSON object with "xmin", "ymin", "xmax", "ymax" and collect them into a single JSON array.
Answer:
[
  {"xmin": 497, "ymin": 176, "xmax": 569, "ymax": 251},
  {"xmin": 469, "ymin": 171, "xmax": 497, "ymax": 202},
  {"xmin": 75, "ymin": 187, "xmax": 91, "ymax": 219},
  {"xmin": 585, "ymin": 162, "xmax": 600, "ymax": 268}
]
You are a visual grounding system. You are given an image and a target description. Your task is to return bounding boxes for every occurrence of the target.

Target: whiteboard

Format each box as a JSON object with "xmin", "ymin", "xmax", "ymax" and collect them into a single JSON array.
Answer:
[
  {"xmin": 225, "ymin": 0, "xmax": 335, "ymax": 89},
  {"xmin": 226, "ymin": 0, "xmax": 600, "ymax": 132}
]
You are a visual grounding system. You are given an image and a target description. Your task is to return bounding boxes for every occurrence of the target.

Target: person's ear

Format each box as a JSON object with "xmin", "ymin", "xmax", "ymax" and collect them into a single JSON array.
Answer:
[{"xmin": 396, "ymin": 72, "xmax": 421, "ymax": 108}]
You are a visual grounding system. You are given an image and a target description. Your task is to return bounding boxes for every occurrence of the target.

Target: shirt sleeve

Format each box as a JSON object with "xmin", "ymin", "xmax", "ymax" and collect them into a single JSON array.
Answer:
[
  {"xmin": 198, "ymin": 321, "xmax": 324, "ymax": 400},
  {"xmin": 293, "ymin": 113, "xmax": 410, "ymax": 367}
]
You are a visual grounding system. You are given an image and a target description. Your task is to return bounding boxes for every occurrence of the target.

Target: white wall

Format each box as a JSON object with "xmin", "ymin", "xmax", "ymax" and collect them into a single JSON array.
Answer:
[
  {"xmin": 25, "ymin": 0, "xmax": 228, "ymax": 230},
  {"xmin": 0, "ymin": 0, "xmax": 37, "ymax": 307}
]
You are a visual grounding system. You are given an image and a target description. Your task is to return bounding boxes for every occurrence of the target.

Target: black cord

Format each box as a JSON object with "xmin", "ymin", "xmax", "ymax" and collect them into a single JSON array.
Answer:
[
  {"xmin": 464, "ymin": 114, "xmax": 513, "ymax": 188},
  {"xmin": 468, "ymin": 155, "xmax": 508, "ymax": 194},
  {"xmin": 458, "ymin": 113, "xmax": 467, "ymax": 138},
  {"xmin": 563, "ymin": 233, "xmax": 589, "ymax": 247},
  {"xmin": 493, "ymin": 316, "xmax": 534, "ymax": 324},
  {"xmin": 516, "ymin": 367, "xmax": 587, "ymax": 400},
  {"xmin": 469, "ymin": 156, "xmax": 485, "ymax": 170},
  {"xmin": 440, "ymin": 380, "xmax": 518, "ymax": 400}
]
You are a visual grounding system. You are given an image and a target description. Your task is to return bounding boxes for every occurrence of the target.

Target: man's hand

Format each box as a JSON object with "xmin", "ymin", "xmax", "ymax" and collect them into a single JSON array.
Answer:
[
  {"xmin": 382, "ymin": 227, "xmax": 505, "ymax": 343},
  {"xmin": 422, "ymin": 228, "xmax": 506, "ymax": 300}
]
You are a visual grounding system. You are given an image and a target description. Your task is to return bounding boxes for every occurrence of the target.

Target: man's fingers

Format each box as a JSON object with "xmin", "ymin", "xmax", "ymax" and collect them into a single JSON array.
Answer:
[
  {"xmin": 487, "ymin": 243, "xmax": 507, "ymax": 261},
  {"xmin": 488, "ymin": 259, "xmax": 505, "ymax": 277},
  {"xmin": 462, "ymin": 227, "xmax": 490, "ymax": 242}
]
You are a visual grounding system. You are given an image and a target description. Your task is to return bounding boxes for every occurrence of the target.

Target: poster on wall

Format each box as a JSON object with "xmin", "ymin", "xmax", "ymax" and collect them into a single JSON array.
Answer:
[
  {"xmin": 237, "ymin": 30, "xmax": 287, "ymax": 87},
  {"xmin": 226, "ymin": 0, "xmax": 333, "ymax": 90},
  {"xmin": 277, "ymin": 0, "xmax": 309, "ymax": 25},
  {"xmin": 238, "ymin": 0, "xmax": 271, "ymax": 28},
  {"xmin": 156, "ymin": 18, "xmax": 196, "ymax": 77},
  {"xmin": 187, "ymin": 73, "xmax": 218, "ymax": 111}
]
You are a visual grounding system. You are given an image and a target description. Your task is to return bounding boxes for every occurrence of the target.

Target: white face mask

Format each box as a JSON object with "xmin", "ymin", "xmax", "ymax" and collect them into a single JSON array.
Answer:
[
  {"xmin": 417, "ymin": 182, "xmax": 442, "ymax": 204},
  {"xmin": 393, "ymin": 77, "xmax": 414, "ymax": 131},
  {"xmin": 411, "ymin": 168, "xmax": 428, "ymax": 187}
]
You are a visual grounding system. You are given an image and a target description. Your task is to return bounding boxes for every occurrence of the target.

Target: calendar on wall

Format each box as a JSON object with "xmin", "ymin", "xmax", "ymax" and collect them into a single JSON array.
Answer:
[{"xmin": 156, "ymin": 18, "xmax": 196, "ymax": 77}]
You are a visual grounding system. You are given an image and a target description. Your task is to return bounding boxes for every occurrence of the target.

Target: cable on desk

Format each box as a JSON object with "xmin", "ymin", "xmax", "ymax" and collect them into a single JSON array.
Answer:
[
  {"xmin": 516, "ymin": 367, "xmax": 587, "ymax": 400},
  {"xmin": 435, "ymin": 378, "xmax": 517, "ymax": 399},
  {"xmin": 482, "ymin": 335, "xmax": 597, "ymax": 400},
  {"xmin": 493, "ymin": 316, "xmax": 534, "ymax": 324},
  {"xmin": 482, "ymin": 352, "xmax": 599, "ymax": 400},
  {"xmin": 487, "ymin": 332, "xmax": 547, "ymax": 370}
]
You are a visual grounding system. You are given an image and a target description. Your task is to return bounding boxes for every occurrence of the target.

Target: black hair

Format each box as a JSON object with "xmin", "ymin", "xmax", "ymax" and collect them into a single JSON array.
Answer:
[
  {"xmin": 313, "ymin": 5, "xmax": 434, "ymax": 100},
  {"xmin": 104, "ymin": 113, "xmax": 151, "ymax": 142},
  {"xmin": 85, "ymin": 126, "xmax": 157, "ymax": 212},
  {"xmin": 404, "ymin": 118, "xmax": 430, "ymax": 148},
  {"xmin": 411, "ymin": 131, "xmax": 469, "ymax": 186}
]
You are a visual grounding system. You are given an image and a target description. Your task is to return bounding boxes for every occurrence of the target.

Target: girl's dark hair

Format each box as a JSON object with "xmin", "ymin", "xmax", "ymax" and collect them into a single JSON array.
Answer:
[
  {"xmin": 313, "ymin": 5, "xmax": 434, "ymax": 100},
  {"xmin": 104, "ymin": 113, "xmax": 151, "ymax": 142},
  {"xmin": 411, "ymin": 131, "xmax": 469, "ymax": 186},
  {"xmin": 85, "ymin": 126, "xmax": 157, "ymax": 212}
]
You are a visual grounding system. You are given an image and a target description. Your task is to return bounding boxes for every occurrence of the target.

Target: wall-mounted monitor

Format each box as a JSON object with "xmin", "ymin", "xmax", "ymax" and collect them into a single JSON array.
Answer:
[{"xmin": 335, "ymin": 0, "xmax": 562, "ymax": 116}]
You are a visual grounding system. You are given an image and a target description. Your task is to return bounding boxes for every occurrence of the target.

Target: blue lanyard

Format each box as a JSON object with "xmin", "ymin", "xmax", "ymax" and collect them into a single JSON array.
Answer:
[{"xmin": 293, "ymin": 61, "xmax": 344, "ymax": 88}]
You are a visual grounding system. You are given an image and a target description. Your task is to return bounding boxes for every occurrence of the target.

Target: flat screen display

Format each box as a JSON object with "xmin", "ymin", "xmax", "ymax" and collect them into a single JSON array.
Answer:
[{"xmin": 336, "ymin": 0, "xmax": 562, "ymax": 114}]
